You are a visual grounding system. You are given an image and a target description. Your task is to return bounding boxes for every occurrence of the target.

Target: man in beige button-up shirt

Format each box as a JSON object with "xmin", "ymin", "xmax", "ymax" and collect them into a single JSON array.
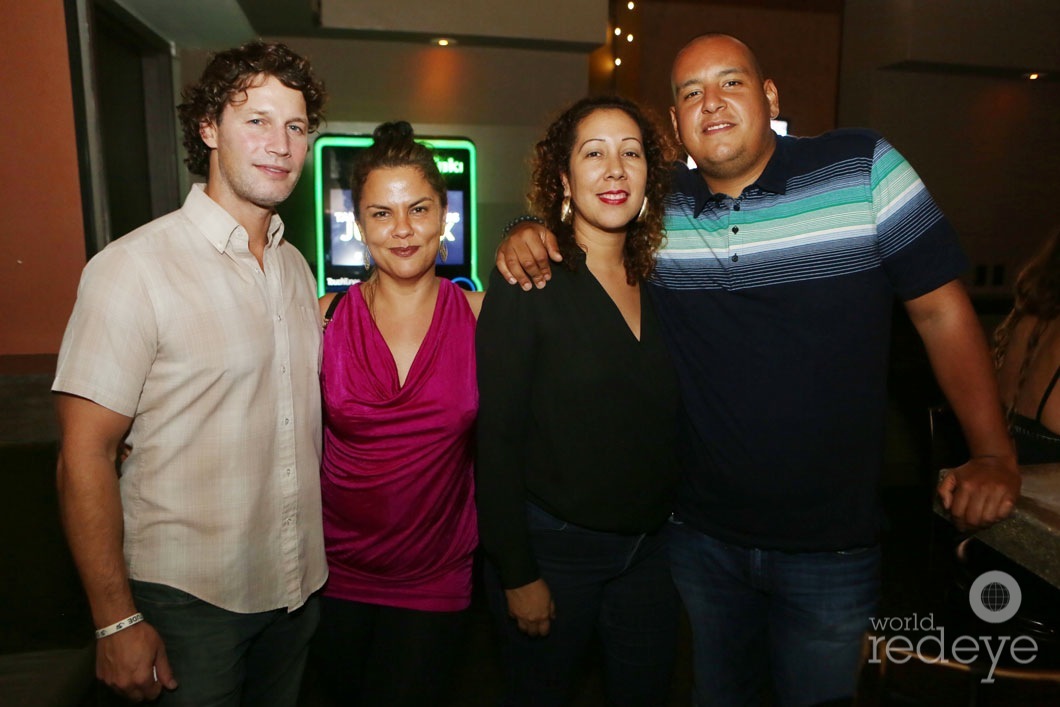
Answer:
[{"xmin": 54, "ymin": 42, "xmax": 328, "ymax": 705}]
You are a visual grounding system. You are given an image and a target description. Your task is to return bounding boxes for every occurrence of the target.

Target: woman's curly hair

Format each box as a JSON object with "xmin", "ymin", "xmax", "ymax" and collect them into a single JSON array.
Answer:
[
  {"xmin": 994, "ymin": 228, "xmax": 1060, "ymax": 416},
  {"xmin": 350, "ymin": 121, "xmax": 448, "ymax": 222},
  {"xmin": 528, "ymin": 95, "xmax": 673, "ymax": 284},
  {"xmin": 177, "ymin": 41, "xmax": 327, "ymax": 177}
]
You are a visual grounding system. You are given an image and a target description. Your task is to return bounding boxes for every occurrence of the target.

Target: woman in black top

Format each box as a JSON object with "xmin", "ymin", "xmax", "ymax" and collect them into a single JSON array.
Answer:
[
  {"xmin": 476, "ymin": 96, "xmax": 680, "ymax": 706},
  {"xmin": 995, "ymin": 229, "xmax": 1060, "ymax": 463}
]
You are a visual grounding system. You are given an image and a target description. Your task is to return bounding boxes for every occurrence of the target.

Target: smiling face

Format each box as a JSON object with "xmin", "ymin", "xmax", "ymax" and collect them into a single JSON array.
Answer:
[
  {"xmin": 201, "ymin": 74, "xmax": 309, "ymax": 219},
  {"xmin": 561, "ymin": 108, "xmax": 647, "ymax": 242},
  {"xmin": 669, "ymin": 35, "xmax": 779, "ymax": 197},
  {"xmin": 357, "ymin": 165, "xmax": 446, "ymax": 282}
]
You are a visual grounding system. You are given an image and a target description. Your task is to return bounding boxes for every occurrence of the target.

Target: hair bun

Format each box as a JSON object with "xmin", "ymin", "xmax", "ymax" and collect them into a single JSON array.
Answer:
[{"xmin": 372, "ymin": 121, "xmax": 415, "ymax": 145}]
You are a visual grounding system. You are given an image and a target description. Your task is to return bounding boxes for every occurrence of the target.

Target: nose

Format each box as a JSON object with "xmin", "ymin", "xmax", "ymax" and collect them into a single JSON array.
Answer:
[
  {"xmin": 391, "ymin": 211, "xmax": 414, "ymax": 239},
  {"xmin": 700, "ymin": 88, "xmax": 724, "ymax": 114},
  {"xmin": 266, "ymin": 126, "xmax": 292, "ymax": 157},
  {"xmin": 605, "ymin": 153, "xmax": 627, "ymax": 180}
]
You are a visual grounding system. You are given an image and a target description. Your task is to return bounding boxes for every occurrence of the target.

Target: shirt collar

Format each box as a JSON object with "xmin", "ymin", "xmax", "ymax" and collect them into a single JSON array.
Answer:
[
  {"xmin": 181, "ymin": 183, "xmax": 286, "ymax": 253},
  {"xmin": 679, "ymin": 133, "xmax": 791, "ymax": 217}
]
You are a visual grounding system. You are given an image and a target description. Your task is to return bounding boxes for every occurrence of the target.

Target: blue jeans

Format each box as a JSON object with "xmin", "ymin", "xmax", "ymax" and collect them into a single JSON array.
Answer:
[
  {"xmin": 486, "ymin": 503, "xmax": 679, "ymax": 707},
  {"xmin": 667, "ymin": 519, "xmax": 879, "ymax": 707},
  {"xmin": 130, "ymin": 581, "xmax": 319, "ymax": 706}
]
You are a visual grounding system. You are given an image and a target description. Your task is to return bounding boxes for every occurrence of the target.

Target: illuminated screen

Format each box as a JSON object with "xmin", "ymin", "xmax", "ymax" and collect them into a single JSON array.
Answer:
[{"xmin": 314, "ymin": 135, "xmax": 479, "ymax": 293}]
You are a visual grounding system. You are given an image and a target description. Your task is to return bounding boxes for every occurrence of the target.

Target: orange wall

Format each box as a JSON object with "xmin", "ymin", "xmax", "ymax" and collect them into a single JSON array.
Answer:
[{"xmin": 0, "ymin": 2, "xmax": 86, "ymax": 355}]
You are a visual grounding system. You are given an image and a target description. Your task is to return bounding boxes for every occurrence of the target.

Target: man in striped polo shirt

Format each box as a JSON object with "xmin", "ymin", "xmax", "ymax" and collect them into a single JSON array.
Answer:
[{"xmin": 497, "ymin": 33, "xmax": 1019, "ymax": 706}]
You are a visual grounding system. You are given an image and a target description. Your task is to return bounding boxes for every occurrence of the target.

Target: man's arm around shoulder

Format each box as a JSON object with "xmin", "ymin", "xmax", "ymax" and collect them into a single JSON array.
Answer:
[
  {"xmin": 55, "ymin": 394, "xmax": 177, "ymax": 700},
  {"xmin": 904, "ymin": 280, "xmax": 1020, "ymax": 532}
]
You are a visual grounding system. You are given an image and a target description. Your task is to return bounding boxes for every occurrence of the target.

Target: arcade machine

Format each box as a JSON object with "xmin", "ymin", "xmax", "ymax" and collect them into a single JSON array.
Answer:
[{"xmin": 313, "ymin": 134, "xmax": 481, "ymax": 295}]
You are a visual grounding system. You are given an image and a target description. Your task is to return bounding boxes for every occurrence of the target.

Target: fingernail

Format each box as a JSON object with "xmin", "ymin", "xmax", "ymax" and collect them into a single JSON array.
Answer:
[{"xmin": 522, "ymin": 282, "xmax": 532, "ymax": 291}]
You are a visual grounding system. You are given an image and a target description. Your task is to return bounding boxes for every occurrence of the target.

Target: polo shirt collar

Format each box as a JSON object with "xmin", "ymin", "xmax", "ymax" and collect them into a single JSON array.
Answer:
[
  {"xmin": 686, "ymin": 133, "xmax": 790, "ymax": 217},
  {"xmin": 182, "ymin": 183, "xmax": 285, "ymax": 253}
]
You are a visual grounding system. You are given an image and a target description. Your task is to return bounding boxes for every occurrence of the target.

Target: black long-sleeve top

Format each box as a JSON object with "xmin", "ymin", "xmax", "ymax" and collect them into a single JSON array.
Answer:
[{"xmin": 475, "ymin": 262, "xmax": 681, "ymax": 589}]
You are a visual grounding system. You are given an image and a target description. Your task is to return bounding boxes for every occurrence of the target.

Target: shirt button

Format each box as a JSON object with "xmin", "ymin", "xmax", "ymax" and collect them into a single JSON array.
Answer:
[
  {"xmin": 732, "ymin": 226, "xmax": 739, "ymax": 234},
  {"xmin": 284, "ymin": 417, "xmax": 290, "ymax": 426},
  {"xmin": 281, "ymin": 364, "xmax": 287, "ymax": 374},
  {"xmin": 731, "ymin": 254, "xmax": 739, "ymax": 262},
  {"xmin": 276, "ymin": 314, "xmax": 283, "ymax": 322},
  {"xmin": 734, "ymin": 202, "xmax": 741, "ymax": 211}
]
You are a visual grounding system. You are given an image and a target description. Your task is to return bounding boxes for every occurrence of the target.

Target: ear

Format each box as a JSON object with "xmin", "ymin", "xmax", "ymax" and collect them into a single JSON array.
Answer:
[
  {"xmin": 669, "ymin": 105, "xmax": 682, "ymax": 144},
  {"xmin": 560, "ymin": 173, "xmax": 571, "ymax": 198},
  {"xmin": 200, "ymin": 120, "xmax": 219, "ymax": 149},
  {"xmin": 764, "ymin": 79, "xmax": 780, "ymax": 121}
]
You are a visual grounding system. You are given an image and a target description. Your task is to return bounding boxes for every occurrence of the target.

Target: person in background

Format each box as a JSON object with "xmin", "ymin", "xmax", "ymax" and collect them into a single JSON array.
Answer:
[
  {"xmin": 53, "ymin": 42, "xmax": 327, "ymax": 704},
  {"xmin": 496, "ymin": 33, "xmax": 1019, "ymax": 706},
  {"xmin": 995, "ymin": 229, "xmax": 1060, "ymax": 462},
  {"xmin": 312, "ymin": 121, "xmax": 483, "ymax": 707},
  {"xmin": 476, "ymin": 95, "xmax": 681, "ymax": 706}
]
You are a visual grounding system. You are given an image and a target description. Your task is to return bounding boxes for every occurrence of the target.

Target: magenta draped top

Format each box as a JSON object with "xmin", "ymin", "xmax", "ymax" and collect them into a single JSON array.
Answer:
[{"xmin": 320, "ymin": 279, "xmax": 478, "ymax": 611}]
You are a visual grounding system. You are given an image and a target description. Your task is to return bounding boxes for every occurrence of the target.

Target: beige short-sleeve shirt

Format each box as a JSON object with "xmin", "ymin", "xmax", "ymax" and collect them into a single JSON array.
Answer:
[{"xmin": 53, "ymin": 184, "xmax": 326, "ymax": 613}]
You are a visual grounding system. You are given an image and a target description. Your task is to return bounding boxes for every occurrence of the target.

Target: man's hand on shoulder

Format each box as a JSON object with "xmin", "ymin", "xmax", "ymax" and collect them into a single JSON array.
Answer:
[
  {"xmin": 495, "ymin": 221, "xmax": 562, "ymax": 291},
  {"xmin": 96, "ymin": 621, "xmax": 177, "ymax": 701},
  {"xmin": 937, "ymin": 455, "xmax": 1020, "ymax": 532}
]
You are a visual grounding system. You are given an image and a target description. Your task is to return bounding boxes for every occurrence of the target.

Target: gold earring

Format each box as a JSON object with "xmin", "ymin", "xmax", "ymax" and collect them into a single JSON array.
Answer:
[
  {"xmin": 363, "ymin": 247, "xmax": 373, "ymax": 268},
  {"xmin": 637, "ymin": 197, "xmax": 648, "ymax": 222},
  {"xmin": 561, "ymin": 196, "xmax": 573, "ymax": 224},
  {"xmin": 439, "ymin": 240, "xmax": 449, "ymax": 263}
]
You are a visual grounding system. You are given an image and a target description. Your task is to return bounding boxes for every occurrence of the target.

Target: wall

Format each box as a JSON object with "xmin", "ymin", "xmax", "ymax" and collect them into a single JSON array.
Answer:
[
  {"xmin": 840, "ymin": 0, "xmax": 1060, "ymax": 292},
  {"xmin": 180, "ymin": 36, "xmax": 591, "ymax": 273},
  {"xmin": 0, "ymin": 2, "xmax": 86, "ymax": 356}
]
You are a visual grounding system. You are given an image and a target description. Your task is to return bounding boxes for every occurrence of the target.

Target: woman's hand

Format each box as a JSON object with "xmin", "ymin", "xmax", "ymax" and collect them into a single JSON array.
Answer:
[{"xmin": 504, "ymin": 578, "xmax": 556, "ymax": 637}]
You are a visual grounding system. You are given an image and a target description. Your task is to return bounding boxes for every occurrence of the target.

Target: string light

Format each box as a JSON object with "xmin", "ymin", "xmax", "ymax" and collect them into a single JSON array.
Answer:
[
  {"xmin": 628, "ymin": 1, "xmax": 635, "ymax": 9},
  {"xmin": 615, "ymin": 57, "xmax": 622, "ymax": 67},
  {"xmin": 627, "ymin": 34, "xmax": 634, "ymax": 42},
  {"xmin": 614, "ymin": 27, "xmax": 622, "ymax": 36}
]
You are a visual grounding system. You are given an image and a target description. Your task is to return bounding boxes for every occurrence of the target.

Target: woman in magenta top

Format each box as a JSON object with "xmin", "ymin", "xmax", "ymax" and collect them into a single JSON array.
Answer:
[{"xmin": 312, "ymin": 121, "xmax": 483, "ymax": 706}]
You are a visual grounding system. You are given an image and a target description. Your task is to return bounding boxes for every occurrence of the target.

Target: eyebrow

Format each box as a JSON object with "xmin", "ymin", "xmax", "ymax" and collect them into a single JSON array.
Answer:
[
  {"xmin": 675, "ymin": 66, "xmax": 746, "ymax": 92},
  {"xmin": 579, "ymin": 137, "xmax": 643, "ymax": 147},
  {"xmin": 365, "ymin": 196, "xmax": 435, "ymax": 210}
]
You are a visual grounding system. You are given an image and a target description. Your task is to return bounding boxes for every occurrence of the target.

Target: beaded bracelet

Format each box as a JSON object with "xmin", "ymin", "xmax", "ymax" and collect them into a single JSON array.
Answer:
[
  {"xmin": 95, "ymin": 612, "xmax": 145, "ymax": 639},
  {"xmin": 502, "ymin": 214, "xmax": 545, "ymax": 238}
]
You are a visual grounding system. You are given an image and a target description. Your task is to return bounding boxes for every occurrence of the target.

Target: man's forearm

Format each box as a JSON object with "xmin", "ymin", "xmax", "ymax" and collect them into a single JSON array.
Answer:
[
  {"xmin": 57, "ymin": 452, "xmax": 138, "ymax": 627},
  {"xmin": 907, "ymin": 281, "xmax": 1015, "ymax": 462}
]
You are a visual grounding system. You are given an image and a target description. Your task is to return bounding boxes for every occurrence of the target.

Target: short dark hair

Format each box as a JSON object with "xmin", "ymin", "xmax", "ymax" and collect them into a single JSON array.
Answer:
[
  {"xmin": 177, "ymin": 41, "xmax": 326, "ymax": 177},
  {"xmin": 350, "ymin": 121, "xmax": 448, "ymax": 222},
  {"xmin": 528, "ymin": 95, "xmax": 672, "ymax": 284}
]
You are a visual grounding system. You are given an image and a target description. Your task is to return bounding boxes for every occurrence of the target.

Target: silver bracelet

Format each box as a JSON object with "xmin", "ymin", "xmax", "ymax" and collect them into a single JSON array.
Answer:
[{"xmin": 95, "ymin": 612, "xmax": 145, "ymax": 639}]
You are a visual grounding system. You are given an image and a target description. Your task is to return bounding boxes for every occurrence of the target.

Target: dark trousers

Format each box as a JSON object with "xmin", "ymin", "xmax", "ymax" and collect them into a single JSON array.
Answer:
[
  {"xmin": 130, "ymin": 580, "xmax": 319, "ymax": 707},
  {"xmin": 667, "ymin": 518, "xmax": 880, "ymax": 707},
  {"xmin": 311, "ymin": 595, "xmax": 468, "ymax": 707},
  {"xmin": 487, "ymin": 503, "xmax": 679, "ymax": 707}
]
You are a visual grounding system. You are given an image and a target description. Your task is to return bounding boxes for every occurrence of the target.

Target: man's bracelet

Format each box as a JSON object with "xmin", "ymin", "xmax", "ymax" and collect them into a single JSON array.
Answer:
[
  {"xmin": 502, "ymin": 214, "xmax": 544, "ymax": 238},
  {"xmin": 95, "ymin": 612, "xmax": 144, "ymax": 639}
]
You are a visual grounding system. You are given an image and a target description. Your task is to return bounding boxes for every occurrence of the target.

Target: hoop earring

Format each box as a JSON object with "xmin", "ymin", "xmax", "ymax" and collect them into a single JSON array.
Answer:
[
  {"xmin": 439, "ymin": 240, "xmax": 449, "ymax": 263},
  {"xmin": 561, "ymin": 196, "xmax": 573, "ymax": 224},
  {"xmin": 636, "ymin": 197, "xmax": 648, "ymax": 222}
]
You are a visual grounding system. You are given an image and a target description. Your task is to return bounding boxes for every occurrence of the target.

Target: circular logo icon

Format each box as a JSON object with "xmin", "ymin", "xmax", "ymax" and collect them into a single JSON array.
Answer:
[{"xmin": 968, "ymin": 570, "xmax": 1022, "ymax": 624}]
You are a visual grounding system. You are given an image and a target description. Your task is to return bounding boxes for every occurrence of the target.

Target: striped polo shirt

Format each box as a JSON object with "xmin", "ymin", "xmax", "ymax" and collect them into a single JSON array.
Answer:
[{"xmin": 650, "ymin": 128, "xmax": 967, "ymax": 550}]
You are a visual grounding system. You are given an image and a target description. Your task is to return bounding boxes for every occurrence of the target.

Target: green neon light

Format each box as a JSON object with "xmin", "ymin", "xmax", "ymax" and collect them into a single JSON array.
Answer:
[{"xmin": 313, "ymin": 135, "xmax": 481, "ymax": 295}]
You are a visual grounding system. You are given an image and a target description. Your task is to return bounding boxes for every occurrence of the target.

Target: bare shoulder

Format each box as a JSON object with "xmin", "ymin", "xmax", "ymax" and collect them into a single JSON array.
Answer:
[
  {"xmin": 318, "ymin": 292, "xmax": 338, "ymax": 326},
  {"xmin": 463, "ymin": 289, "xmax": 485, "ymax": 319}
]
